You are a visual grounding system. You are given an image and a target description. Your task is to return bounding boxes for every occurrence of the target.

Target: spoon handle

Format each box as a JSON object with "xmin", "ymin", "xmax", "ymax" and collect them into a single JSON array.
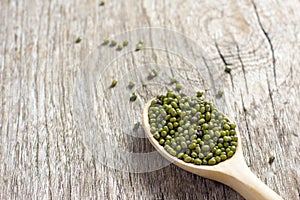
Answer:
[{"xmin": 220, "ymin": 159, "xmax": 283, "ymax": 200}]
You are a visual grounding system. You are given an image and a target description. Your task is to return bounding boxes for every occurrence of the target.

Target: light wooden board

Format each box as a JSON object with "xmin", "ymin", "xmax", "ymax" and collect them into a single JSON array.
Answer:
[{"xmin": 0, "ymin": 0, "xmax": 299, "ymax": 199}]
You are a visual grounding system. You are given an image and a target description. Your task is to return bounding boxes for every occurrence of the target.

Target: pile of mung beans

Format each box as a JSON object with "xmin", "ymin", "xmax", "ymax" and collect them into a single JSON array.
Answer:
[{"xmin": 148, "ymin": 90, "xmax": 238, "ymax": 165}]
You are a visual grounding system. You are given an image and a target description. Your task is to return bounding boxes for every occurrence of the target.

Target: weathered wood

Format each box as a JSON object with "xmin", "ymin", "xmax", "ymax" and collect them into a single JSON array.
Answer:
[{"xmin": 0, "ymin": 0, "xmax": 299, "ymax": 199}]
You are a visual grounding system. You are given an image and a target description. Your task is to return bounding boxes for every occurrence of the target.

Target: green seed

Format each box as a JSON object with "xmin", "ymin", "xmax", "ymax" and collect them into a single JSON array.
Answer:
[
  {"xmin": 191, "ymin": 108, "xmax": 197, "ymax": 114},
  {"xmin": 153, "ymin": 133, "xmax": 160, "ymax": 140},
  {"xmin": 268, "ymin": 156, "xmax": 275, "ymax": 164},
  {"xmin": 215, "ymin": 131, "xmax": 221, "ymax": 138},
  {"xmin": 181, "ymin": 142, "xmax": 188, "ymax": 149},
  {"xmin": 161, "ymin": 131, "xmax": 167, "ymax": 137},
  {"xmin": 165, "ymin": 140, "xmax": 170, "ymax": 145},
  {"xmin": 170, "ymin": 117, "xmax": 176, "ymax": 122},
  {"xmin": 169, "ymin": 149, "xmax": 177, "ymax": 156},
  {"xmin": 220, "ymin": 154, "xmax": 227, "ymax": 160},
  {"xmin": 173, "ymin": 122, "xmax": 179, "ymax": 128},
  {"xmin": 110, "ymin": 40, "xmax": 117, "ymax": 47},
  {"xmin": 130, "ymin": 93, "xmax": 137, "ymax": 101},
  {"xmin": 231, "ymin": 123, "xmax": 237, "ymax": 129},
  {"xmin": 217, "ymin": 90, "xmax": 224, "ymax": 97},
  {"xmin": 123, "ymin": 40, "xmax": 129, "ymax": 46},
  {"xmin": 206, "ymin": 153, "xmax": 213, "ymax": 159},
  {"xmin": 170, "ymin": 78, "xmax": 177, "ymax": 84},
  {"xmin": 116, "ymin": 45, "xmax": 123, "ymax": 51},
  {"xmin": 175, "ymin": 83, "xmax": 182, "ymax": 91},
  {"xmin": 186, "ymin": 149, "xmax": 191, "ymax": 155},
  {"xmin": 165, "ymin": 135, "xmax": 172, "ymax": 140},
  {"xmin": 202, "ymin": 145, "xmax": 210, "ymax": 152},
  {"xmin": 189, "ymin": 143, "xmax": 197, "ymax": 150},
  {"xmin": 194, "ymin": 158, "xmax": 202, "ymax": 165},
  {"xmin": 164, "ymin": 145, "xmax": 171, "ymax": 150},
  {"xmin": 159, "ymin": 138, "xmax": 165, "ymax": 145},
  {"xmin": 200, "ymin": 106, "xmax": 206, "ymax": 113},
  {"xmin": 208, "ymin": 157, "xmax": 216, "ymax": 165},
  {"xmin": 133, "ymin": 122, "xmax": 140, "ymax": 130},
  {"xmin": 202, "ymin": 123, "xmax": 209, "ymax": 130},
  {"xmin": 232, "ymin": 135, "xmax": 238, "ymax": 142},
  {"xmin": 220, "ymin": 131, "xmax": 226, "ymax": 137},
  {"xmin": 198, "ymin": 153, "xmax": 205, "ymax": 159},
  {"xmin": 167, "ymin": 122, "xmax": 173, "ymax": 130},
  {"xmin": 216, "ymin": 156, "xmax": 221, "ymax": 163},
  {"xmin": 75, "ymin": 37, "xmax": 81, "ymax": 43},
  {"xmin": 191, "ymin": 152, "xmax": 198, "ymax": 158},
  {"xmin": 224, "ymin": 142, "xmax": 229, "ymax": 147},
  {"xmin": 203, "ymin": 134, "xmax": 210, "ymax": 140},
  {"xmin": 171, "ymin": 101, "xmax": 178, "ymax": 108},
  {"xmin": 197, "ymin": 91, "xmax": 204, "ymax": 97},
  {"xmin": 224, "ymin": 136, "xmax": 231, "ymax": 142},
  {"xmin": 205, "ymin": 112, "xmax": 211, "ymax": 121},
  {"xmin": 182, "ymin": 154, "xmax": 188, "ymax": 159},
  {"xmin": 184, "ymin": 156, "xmax": 192, "ymax": 163},
  {"xmin": 223, "ymin": 123, "xmax": 231, "ymax": 130},
  {"xmin": 99, "ymin": 1, "xmax": 105, "ymax": 6},
  {"xmin": 177, "ymin": 152, "xmax": 184, "ymax": 159},
  {"xmin": 150, "ymin": 127, "xmax": 156, "ymax": 133},
  {"xmin": 224, "ymin": 65, "xmax": 232, "ymax": 73},
  {"xmin": 135, "ymin": 43, "xmax": 143, "ymax": 51},
  {"xmin": 227, "ymin": 151, "xmax": 234, "ymax": 157},
  {"xmin": 176, "ymin": 145, "xmax": 182, "ymax": 151},
  {"xmin": 128, "ymin": 81, "xmax": 135, "ymax": 89},
  {"xmin": 103, "ymin": 38, "xmax": 110, "ymax": 45},
  {"xmin": 215, "ymin": 149, "xmax": 222, "ymax": 155},
  {"xmin": 231, "ymin": 146, "xmax": 236, "ymax": 152},
  {"xmin": 199, "ymin": 118, "xmax": 206, "ymax": 124},
  {"xmin": 148, "ymin": 70, "xmax": 158, "ymax": 79},
  {"xmin": 110, "ymin": 80, "xmax": 118, "ymax": 88}
]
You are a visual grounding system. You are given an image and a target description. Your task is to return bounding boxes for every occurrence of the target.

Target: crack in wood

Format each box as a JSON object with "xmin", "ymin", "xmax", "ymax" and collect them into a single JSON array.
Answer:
[
  {"xmin": 202, "ymin": 56, "xmax": 216, "ymax": 94},
  {"xmin": 240, "ymin": 91, "xmax": 253, "ymax": 166},
  {"xmin": 236, "ymin": 45, "xmax": 249, "ymax": 93},
  {"xmin": 215, "ymin": 42, "xmax": 234, "ymax": 90},
  {"xmin": 252, "ymin": 0, "xmax": 277, "ymax": 87},
  {"xmin": 215, "ymin": 42, "xmax": 229, "ymax": 66}
]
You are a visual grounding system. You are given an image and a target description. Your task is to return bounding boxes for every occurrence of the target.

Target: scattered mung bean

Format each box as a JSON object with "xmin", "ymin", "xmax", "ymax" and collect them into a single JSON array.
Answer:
[
  {"xmin": 110, "ymin": 80, "xmax": 118, "ymax": 88},
  {"xmin": 128, "ymin": 81, "xmax": 135, "ymax": 89},
  {"xmin": 130, "ymin": 92, "xmax": 137, "ymax": 101},
  {"xmin": 268, "ymin": 156, "xmax": 275, "ymax": 164},
  {"xmin": 117, "ymin": 45, "xmax": 123, "ymax": 51},
  {"xmin": 99, "ymin": 1, "xmax": 105, "ymax": 6},
  {"xmin": 123, "ymin": 40, "xmax": 129, "ymax": 46},
  {"xmin": 75, "ymin": 37, "xmax": 81, "ymax": 43},
  {"xmin": 110, "ymin": 40, "xmax": 117, "ymax": 47},
  {"xmin": 103, "ymin": 38, "xmax": 110, "ymax": 45}
]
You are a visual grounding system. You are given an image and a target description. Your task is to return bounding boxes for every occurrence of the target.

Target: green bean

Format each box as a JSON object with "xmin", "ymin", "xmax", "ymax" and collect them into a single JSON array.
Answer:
[
  {"xmin": 148, "ymin": 90, "xmax": 238, "ymax": 165},
  {"xmin": 110, "ymin": 80, "xmax": 118, "ymax": 88},
  {"xmin": 123, "ymin": 40, "xmax": 129, "ymax": 46}
]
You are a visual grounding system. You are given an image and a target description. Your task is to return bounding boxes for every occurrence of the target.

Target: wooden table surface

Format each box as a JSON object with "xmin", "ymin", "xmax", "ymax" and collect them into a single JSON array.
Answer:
[{"xmin": 1, "ymin": 0, "xmax": 299, "ymax": 199}]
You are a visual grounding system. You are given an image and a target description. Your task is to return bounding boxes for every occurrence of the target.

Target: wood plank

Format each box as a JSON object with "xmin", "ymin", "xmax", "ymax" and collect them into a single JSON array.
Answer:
[{"xmin": 0, "ymin": 0, "xmax": 299, "ymax": 199}]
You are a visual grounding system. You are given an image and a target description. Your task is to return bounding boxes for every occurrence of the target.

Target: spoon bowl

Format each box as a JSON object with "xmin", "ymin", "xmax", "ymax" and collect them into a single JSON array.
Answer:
[{"xmin": 143, "ymin": 98, "xmax": 283, "ymax": 200}]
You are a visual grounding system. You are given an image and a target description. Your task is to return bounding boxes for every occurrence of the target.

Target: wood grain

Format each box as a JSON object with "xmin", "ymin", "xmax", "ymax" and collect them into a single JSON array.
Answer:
[{"xmin": 1, "ymin": 0, "xmax": 300, "ymax": 199}]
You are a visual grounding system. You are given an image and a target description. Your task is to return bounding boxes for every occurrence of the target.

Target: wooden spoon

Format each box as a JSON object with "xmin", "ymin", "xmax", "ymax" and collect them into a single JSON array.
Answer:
[{"xmin": 142, "ymin": 98, "xmax": 283, "ymax": 200}]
